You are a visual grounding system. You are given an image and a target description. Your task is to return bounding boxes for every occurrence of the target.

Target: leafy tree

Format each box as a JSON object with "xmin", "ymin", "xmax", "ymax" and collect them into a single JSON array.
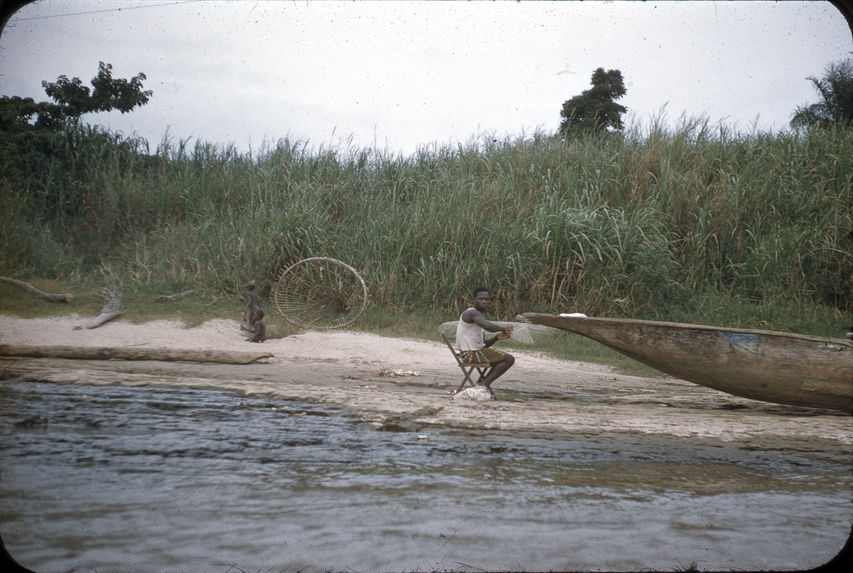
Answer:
[
  {"xmin": 0, "ymin": 63, "xmax": 152, "ymax": 228},
  {"xmin": 559, "ymin": 68, "xmax": 627, "ymax": 138},
  {"xmin": 0, "ymin": 61, "xmax": 151, "ymax": 132},
  {"xmin": 791, "ymin": 57, "xmax": 853, "ymax": 129}
]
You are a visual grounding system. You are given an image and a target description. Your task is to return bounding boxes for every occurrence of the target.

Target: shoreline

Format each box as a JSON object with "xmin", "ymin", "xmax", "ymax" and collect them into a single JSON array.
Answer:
[{"xmin": 1, "ymin": 314, "xmax": 850, "ymax": 454}]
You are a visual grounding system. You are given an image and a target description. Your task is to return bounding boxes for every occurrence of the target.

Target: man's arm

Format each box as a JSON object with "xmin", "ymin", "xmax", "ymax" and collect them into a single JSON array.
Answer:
[{"xmin": 462, "ymin": 308, "xmax": 511, "ymax": 346}]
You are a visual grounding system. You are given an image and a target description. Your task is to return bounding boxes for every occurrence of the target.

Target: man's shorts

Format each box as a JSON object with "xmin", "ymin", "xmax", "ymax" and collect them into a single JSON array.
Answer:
[{"xmin": 458, "ymin": 347, "xmax": 508, "ymax": 365}]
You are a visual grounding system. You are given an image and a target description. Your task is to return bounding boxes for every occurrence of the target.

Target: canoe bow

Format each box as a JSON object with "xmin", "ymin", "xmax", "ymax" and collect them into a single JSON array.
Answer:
[{"xmin": 522, "ymin": 313, "xmax": 853, "ymax": 413}]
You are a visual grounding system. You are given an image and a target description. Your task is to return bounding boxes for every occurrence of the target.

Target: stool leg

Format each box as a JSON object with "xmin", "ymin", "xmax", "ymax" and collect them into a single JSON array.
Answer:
[{"xmin": 454, "ymin": 368, "xmax": 475, "ymax": 394}]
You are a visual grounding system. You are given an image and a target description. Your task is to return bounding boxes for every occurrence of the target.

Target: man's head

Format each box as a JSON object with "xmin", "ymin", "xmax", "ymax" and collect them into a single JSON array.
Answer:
[
  {"xmin": 473, "ymin": 286, "xmax": 489, "ymax": 298},
  {"xmin": 472, "ymin": 286, "xmax": 491, "ymax": 311},
  {"xmin": 247, "ymin": 280, "xmax": 256, "ymax": 290}
]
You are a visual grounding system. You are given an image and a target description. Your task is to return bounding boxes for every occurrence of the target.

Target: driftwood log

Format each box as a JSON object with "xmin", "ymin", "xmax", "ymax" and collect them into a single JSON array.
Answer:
[
  {"xmin": 85, "ymin": 289, "xmax": 123, "ymax": 329},
  {"xmin": 0, "ymin": 344, "xmax": 273, "ymax": 365},
  {"xmin": 0, "ymin": 276, "xmax": 73, "ymax": 302}
]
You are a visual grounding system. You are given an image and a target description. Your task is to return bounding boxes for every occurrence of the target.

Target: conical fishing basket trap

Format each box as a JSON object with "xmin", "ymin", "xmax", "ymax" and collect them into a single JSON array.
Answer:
[{"xmin": 272, "ymin": 257, "xmax": 368, "ymax": 329}]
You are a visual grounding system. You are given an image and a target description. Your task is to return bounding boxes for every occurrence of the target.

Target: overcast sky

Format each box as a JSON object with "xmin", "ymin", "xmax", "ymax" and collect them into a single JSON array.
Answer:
[{"xmin": 1, "ymin": 1, "xmax": 851, "ymax": 157}]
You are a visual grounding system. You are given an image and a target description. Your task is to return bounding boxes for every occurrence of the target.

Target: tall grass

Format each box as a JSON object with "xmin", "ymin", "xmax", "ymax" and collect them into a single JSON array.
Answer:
[{"xmin": 1, "ymin": 119, "xmax": 850, "ymax": 336}]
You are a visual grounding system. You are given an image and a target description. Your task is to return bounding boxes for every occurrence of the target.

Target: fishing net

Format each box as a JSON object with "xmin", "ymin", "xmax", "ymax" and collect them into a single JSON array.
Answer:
[
  {"xmin": 272, "ymin": 257, "xmax": 368, "ymax": 329},
  {"xmin": 438, "ymin": 321, "xmax": 550, "ymax": 345}
]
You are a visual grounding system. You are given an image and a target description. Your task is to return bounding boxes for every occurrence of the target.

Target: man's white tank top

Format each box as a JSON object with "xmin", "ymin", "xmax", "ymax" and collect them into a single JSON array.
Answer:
[{"xmin": 455, "ymin": 309, "xmax": 484, "ymax": 351}]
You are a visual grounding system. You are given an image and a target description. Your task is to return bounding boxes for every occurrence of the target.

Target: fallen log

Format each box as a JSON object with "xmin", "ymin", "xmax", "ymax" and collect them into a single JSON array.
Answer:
[
  {"xmin": 0, "ymin": 344, "xmax": 273, "ymax": 365},
  {"xmin": 85, "ymin": 310, "xmax": 123, "ymax": 329},
  {"xmin": 85, "ymin": 289, "xmax": 122, "ymax": 329},
  {"xmin": 0, "ymin": 276, "xmax": 73, "ymax": 302}
]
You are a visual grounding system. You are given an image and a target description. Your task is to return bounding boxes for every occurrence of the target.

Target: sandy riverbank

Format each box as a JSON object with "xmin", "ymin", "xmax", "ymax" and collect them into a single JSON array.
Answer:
[{"xmin": 1, "ymin": 314, "xmax": 850, "ymax": 455}]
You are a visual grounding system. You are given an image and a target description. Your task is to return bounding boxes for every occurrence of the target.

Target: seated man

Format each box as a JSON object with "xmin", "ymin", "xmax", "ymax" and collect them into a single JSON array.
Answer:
[{"xmin": 455, "ymin": 286, "xmax": 515, "ymax": 396}]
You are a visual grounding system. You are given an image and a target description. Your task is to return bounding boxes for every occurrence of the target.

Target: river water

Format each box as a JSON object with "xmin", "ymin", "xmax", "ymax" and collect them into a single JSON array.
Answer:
[{"xmin": 1, "ymin": 379, "xmax": 850, "ymax": 572}]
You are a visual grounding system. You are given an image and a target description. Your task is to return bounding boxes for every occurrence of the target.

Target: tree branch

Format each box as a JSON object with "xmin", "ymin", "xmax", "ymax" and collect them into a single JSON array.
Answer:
[{"xmin": 0, "ymin": 276, "xmax": 73, "ymax": 302}]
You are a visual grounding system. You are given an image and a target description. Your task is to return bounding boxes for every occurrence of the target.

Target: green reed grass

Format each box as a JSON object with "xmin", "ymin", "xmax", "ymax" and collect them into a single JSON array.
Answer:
[{"xmin": 1, "ymin": 119, "xmax": 851, "ymax": 339}]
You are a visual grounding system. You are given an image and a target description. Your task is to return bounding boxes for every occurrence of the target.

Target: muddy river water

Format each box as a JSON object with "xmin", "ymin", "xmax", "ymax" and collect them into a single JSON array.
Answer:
[{"xmin": 1, "ymin": 378, "xmax": 850, "ymax": 572}]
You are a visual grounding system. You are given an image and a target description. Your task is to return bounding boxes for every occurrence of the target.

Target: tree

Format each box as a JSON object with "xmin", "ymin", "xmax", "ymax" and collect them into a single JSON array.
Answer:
[
  {"xmin": 0, "ymin": 63, "xmax": 152, "ymax": 225},
  {"xmin": 0, "ymin": 61, "xmax": 152, "ymax": 132},
  {"xmin": 790, "ymin": 58, "xmax": 853, "ymax": 129},
  {"xmin": 559, "ymin": 68, "xmax": 627, "ymax": 138}
]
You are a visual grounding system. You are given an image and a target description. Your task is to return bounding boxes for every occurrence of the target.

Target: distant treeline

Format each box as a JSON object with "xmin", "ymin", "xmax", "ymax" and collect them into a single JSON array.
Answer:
[{"xmin": 1, "ymin": 118, "xmax": 851, "ymax": 329}]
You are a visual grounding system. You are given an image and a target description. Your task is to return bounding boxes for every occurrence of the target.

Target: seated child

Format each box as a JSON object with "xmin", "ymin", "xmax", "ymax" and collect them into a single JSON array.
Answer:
[{"xmin": 245, "ymin": 310, "xmax": 266, "ymax": 343}]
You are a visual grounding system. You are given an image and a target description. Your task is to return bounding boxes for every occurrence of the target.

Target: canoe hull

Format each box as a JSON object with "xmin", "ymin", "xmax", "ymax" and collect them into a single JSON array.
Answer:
[{"xmin": 522, "ymin": 313, "xmax": 853, "ymax": 413}]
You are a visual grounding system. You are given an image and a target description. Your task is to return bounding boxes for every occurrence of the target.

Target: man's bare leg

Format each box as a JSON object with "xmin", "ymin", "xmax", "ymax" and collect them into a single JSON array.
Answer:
[{"xmin": 479, "ymin": 353, "xmax": 515, "ymax": 396}]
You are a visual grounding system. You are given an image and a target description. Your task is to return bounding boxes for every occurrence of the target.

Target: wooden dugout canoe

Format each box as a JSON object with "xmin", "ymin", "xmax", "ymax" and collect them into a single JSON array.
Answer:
[{"xmin": 522, "ymin": 313, "xmax": 853, "ymax": 413}]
